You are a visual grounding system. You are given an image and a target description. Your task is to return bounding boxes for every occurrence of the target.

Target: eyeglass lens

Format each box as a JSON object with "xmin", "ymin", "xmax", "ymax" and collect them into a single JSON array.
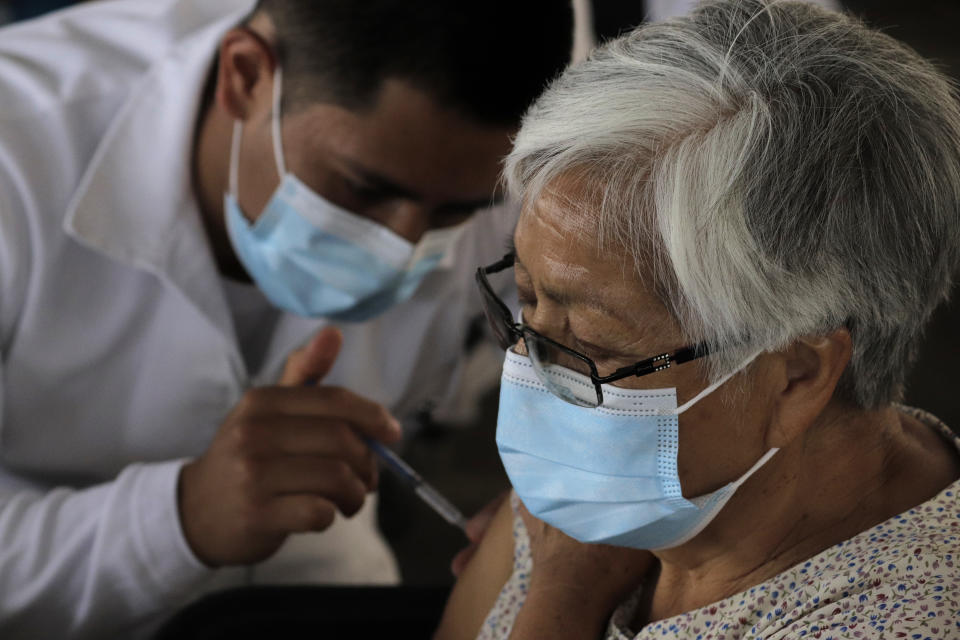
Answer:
[
  {"xmin": 524, "ymin": 330, "xmax": 601, "ymax": 408},
  {"xmin": 478, "ymin": 272, "xmax": 517, "ymax": 351},
  {"xmin": 479, "ymin": 263, "xmax": 602, "ymax": 408}
]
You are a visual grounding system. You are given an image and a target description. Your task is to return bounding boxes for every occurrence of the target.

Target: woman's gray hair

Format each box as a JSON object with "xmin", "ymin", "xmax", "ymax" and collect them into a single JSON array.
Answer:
[{"xmin": 505, "ymin": 0, "xmax": 960, "ymax": 408}]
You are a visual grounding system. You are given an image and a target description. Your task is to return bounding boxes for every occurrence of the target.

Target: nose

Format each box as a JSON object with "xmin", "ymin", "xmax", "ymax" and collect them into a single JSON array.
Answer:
[{"xmin": 380, "ymin": 202, "xmax": 431, "ymax": 243}]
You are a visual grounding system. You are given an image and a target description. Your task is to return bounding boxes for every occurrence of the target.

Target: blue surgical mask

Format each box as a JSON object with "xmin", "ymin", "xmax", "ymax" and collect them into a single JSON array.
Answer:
[
  {"xmin": 496, "ymin": 350, "xmax": 778, "ymax": 550},
  {"xmin": 223, "ymin": 68, "xmax": 464, "ymax": 321}
]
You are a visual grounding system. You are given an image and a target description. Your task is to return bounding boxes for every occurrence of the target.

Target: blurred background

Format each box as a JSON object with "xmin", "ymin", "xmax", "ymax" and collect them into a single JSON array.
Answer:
[{"xmin": 1, "ymin": 0, "xmax": 958, "ymax": 587}]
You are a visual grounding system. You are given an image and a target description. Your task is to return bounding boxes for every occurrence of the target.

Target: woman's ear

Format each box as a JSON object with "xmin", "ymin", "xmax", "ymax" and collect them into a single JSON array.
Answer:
[
  {"xmin": 214, "ymin": 26, "xmax": 276, "ymax": 122},
  {"xmin": 765, "ymin": 328, "xmax": 853, "ymax": 449}
]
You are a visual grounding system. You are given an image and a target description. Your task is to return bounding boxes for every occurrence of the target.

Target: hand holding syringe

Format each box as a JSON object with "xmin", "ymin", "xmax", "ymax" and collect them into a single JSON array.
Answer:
[
  {"xmin": 180, "ymin": 327, "xmax": 468, "ymax": 568},
  {"xmin": 295, "ymin": 328, "xmax": 468, "ymax": 535}
]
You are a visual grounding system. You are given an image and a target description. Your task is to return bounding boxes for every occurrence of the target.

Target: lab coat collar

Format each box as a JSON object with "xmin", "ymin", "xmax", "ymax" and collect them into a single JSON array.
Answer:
[{"xmin": 64, "ymin": 2, "xmax": 254, "ymax": 351}]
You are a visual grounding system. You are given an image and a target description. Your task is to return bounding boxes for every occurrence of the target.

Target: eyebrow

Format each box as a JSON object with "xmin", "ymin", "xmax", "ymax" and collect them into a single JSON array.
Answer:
[{"xmin": 341, "ymin": 157, "xmax": 503, "ymax": 213}]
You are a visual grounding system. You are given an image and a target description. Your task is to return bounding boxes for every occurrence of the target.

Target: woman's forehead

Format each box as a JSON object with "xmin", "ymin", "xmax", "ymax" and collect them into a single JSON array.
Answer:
[
  {"xmin": 515, "ymin": 185, "xmax": 602, "ymax": 257},
  {"xmin": 514, "ymin": 191, "xmax": 668, "ymax": 325},
  {"xmin": 515, "ymin": 196, "xmax": 603, "ymax": 279}
]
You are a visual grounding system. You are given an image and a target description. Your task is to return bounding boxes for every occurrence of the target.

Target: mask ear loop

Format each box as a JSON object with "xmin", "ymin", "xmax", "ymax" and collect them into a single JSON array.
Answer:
[
  {"xmin": 659, "ymin": 445, "xmax": 780, "ymax": 550},
  {"xmin": 270, "ymin": 66, "xmax": 287, "ymax": 178},
  {"xmin": 670, "ymin": 349, "xmax": 781, "ymax": 514},
  {"xmin": 228, "ymin": 121, "xmax": 243, "ymax": 199},
  {"xmin": 672, "ymin": 351, "xmax": 762, "ymax": 416},
  {"xmin": 728, "ymin": 447, "xmax": 779, "ymax": 491},
  {"xmin": 227, "ymin": 47, "xmax": 283, "ymax": 198}
]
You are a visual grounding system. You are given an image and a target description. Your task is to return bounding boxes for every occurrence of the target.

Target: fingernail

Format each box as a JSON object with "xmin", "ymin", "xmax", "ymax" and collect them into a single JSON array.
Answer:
[{"xmin": 388, "ymin": 417, "xmax": 403, "ymax": 437}]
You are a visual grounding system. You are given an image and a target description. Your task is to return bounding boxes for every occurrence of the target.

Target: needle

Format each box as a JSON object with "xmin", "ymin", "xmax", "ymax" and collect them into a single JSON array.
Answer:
[{"xmin": 363, "ymin": 436, "xmax": 469, "ymax": 533}]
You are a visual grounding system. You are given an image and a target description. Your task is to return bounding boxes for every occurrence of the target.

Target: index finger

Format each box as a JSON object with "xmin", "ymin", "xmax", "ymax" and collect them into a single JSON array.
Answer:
[{"xmin": 243, "ymin": 386, "xmax": 403, "ymax": 443}]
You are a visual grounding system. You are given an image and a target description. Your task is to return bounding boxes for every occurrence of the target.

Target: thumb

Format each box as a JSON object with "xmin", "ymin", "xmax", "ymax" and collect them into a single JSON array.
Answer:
[{"xmin": 280, "ymin": 326, "xmax": 344, "ymax": 386}]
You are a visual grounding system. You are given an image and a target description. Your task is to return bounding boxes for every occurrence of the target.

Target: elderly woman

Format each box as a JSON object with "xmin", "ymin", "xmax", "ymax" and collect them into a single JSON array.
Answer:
[{"xmin": 435, "ymin": 1, "xmax": 960, "ymax": 638}]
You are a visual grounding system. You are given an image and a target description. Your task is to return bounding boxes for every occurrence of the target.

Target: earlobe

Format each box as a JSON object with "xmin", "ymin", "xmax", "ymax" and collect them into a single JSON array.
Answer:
[
  {"xmin": 766, "ymin": 329, "xmax": 853, "ymax": 448},
  {"xmin": 214, "ymin": 27, "xmax": 276, "ymax": 122}
]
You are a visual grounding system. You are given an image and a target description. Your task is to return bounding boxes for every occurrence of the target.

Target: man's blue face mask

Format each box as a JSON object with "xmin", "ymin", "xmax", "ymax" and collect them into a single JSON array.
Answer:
[
  {"xmin": 223, "ymin": 68, "xmax": 463, "ymax": 321},
  {"xmin": 496, "ymin": 349, "xmax": 778, "ymax": 550}
]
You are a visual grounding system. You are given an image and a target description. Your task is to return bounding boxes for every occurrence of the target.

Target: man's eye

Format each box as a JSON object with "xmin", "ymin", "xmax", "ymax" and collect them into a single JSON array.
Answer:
[
  {"xmin": 347, "ymin": 181, "xmax": 385, "ymax": 202},
  {"xmin": 430, "ymin": 209, "xmax": 473, "ymax": 229}
]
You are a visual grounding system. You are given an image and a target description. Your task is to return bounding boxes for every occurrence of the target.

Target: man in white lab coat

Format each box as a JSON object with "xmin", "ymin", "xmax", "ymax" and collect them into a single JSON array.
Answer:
[{"xmin": 0, "ymin": 0, "xmax": 572, "ymax": 637}]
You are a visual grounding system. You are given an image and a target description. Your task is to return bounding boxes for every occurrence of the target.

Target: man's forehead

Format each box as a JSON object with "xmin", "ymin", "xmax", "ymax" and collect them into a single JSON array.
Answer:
[{"xmin": 288, "ymin": 82, "xmax": 514, "ymax": 202}]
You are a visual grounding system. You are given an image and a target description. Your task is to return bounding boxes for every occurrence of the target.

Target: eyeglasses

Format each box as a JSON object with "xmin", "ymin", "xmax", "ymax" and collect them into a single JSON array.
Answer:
[{"xmin": 476, "ymin": 253, "xmax": 710, "ymax": 408}]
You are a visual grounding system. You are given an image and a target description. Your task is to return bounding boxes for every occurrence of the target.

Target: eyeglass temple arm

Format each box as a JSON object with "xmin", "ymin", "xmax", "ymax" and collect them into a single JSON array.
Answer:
[
  {"xmin": 673, "ymin": 343, "xmax": 710, "ymax": 364},
  {"xmin": 483, "ymin": 253, "xmax": 515, "ymax": 274},
  {"xmin": 607, "ymin": 343, "xmax": 711, "ymax": 379}
]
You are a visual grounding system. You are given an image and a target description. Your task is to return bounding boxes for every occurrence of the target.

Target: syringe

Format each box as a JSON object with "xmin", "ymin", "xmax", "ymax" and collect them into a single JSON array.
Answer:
[
  {"xmin": 301, "ymin": 379, "xmax": 469, "ymax": 533},
  {"xmin": 363, "ymin": 436, "xmax": 469, "ymax": 534}
]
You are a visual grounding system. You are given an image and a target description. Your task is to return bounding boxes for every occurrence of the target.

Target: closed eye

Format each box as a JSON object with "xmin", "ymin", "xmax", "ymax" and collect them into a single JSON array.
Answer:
[
  {"xmin": 572, "ymin": 337, "xmax": 621, "ymax": 362},
  {"xmin": 518, "ymin": 293, "xmax": 536, "ymax": 309},
  {"xmin": 346, "ymin": 179, "xmax": 390, "ymax": 204}
]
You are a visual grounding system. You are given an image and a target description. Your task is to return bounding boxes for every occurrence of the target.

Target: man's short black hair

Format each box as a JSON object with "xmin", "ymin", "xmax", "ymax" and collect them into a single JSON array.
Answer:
[{"xmin": 255, "ymin": 0, "xmax": 574, "ymax": 127}]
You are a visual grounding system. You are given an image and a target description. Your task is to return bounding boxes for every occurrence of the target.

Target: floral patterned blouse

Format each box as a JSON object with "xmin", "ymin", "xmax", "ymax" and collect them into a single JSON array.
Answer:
[{"xmin": 479, "ymin": 409, "xmax": 960, "ymax": 640}]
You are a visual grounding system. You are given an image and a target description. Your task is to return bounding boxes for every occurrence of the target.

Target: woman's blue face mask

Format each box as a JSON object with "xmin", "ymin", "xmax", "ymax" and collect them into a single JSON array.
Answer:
[{"xmin": 496, "ymin": 349, "xmax": 777, "ymax": 550}]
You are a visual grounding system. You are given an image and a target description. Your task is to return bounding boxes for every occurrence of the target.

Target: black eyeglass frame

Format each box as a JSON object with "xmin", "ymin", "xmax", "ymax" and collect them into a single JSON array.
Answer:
[{"xmin": 476, "ymin": 253, "xmax": 711, "ymax": 407}]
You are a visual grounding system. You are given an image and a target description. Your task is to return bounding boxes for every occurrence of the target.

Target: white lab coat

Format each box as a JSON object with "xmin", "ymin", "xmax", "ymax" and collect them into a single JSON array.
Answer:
[{"xmin": 0, "ymin": 1, "xmax": 516, "ymax": 637}]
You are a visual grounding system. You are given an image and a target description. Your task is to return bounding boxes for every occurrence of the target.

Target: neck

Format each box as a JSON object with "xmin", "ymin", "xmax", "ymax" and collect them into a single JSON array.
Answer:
[
  {"xmin": 191, "ymin": 83, "xmax": 250, "ymax": 282},
  {"xmin": 640, "ymin": 404, "xmax": 958, "ymax": 623}
]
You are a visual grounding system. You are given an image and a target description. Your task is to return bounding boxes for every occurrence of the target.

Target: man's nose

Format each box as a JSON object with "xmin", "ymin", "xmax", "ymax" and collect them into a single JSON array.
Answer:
[{"xmin": 381, "ymin": 201, "xmax": 432, "ymax": 243}]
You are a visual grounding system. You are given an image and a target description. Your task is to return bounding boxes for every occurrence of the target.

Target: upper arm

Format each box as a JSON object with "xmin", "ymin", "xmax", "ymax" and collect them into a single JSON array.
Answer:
[{"xmin": 434, "ymin": 496, "xmax": 517, "ymax": 640}]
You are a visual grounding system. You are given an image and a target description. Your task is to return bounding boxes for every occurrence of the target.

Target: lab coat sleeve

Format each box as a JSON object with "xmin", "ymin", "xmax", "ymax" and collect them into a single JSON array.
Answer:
[
  {"xmin": 0, "ymin": 457, "xmax": 215, "ymax": 638},
  {"xmin": 0, "ymin": 187, "xmax": 212, "ymax": 637}
]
